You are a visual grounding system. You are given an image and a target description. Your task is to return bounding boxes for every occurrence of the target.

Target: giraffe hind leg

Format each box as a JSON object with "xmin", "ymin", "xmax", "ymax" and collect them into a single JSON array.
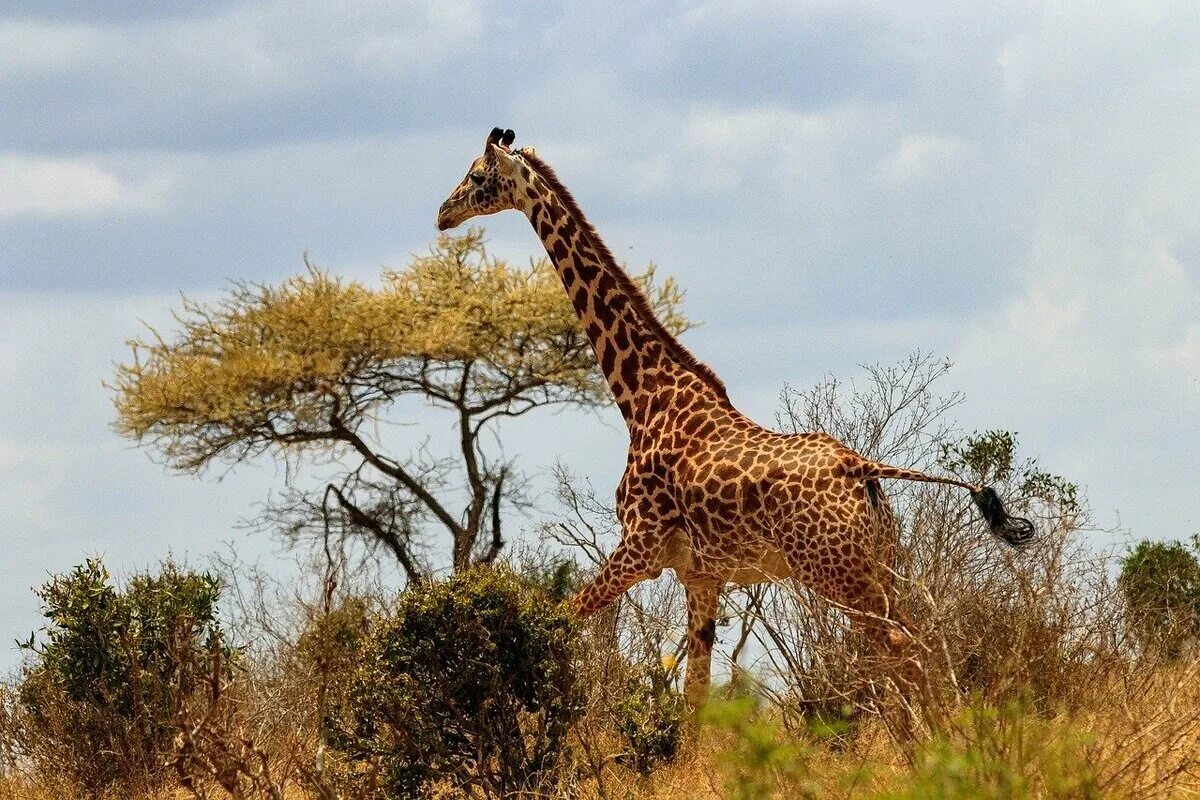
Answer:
[
  {"xmin": 858, "ymin": 605, "xmax": 928, "ymax": 703},
  {"xmin": 781, "ymin": 533, "xmax": 930, "ymax": 736},
  {"xmin": 852, "ymin": 602, "xmax": 938, "ymax": 744}
]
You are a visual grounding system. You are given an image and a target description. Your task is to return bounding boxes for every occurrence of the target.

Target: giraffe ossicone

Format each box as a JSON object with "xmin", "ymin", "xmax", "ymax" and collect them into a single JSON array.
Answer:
[{"xmin": 436, "ymin": 128, "xmax": 1034, "ymax": 706}]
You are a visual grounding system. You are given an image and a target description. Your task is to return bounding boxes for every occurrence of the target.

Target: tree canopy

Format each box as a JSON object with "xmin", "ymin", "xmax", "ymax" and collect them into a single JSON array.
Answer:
[
  {"xmin": 112, "ymin": 228, "xmax": 694, "ymax": 577},
  {"xmin": 1119, "ymin": 538, "xmax": 1200, "ymax": 658}
]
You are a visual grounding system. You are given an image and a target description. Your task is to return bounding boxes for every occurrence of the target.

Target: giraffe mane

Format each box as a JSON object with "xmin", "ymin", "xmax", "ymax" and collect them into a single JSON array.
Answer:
[{"xmin": 518, "ymin": 149, "xmax": 729, "ymax": 401}]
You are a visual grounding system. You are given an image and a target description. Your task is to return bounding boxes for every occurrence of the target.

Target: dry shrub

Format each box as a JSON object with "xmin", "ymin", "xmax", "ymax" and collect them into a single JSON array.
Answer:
[
  {"xmin": 1082, "ymin": 660, "xmax": 1200, "ymax": 798},
  {"xmin": 156, "ymin": 543, "xmax": 390, "ymax": 800},
  {"xmin": 760, "ymin": 355, "xmax": 1120, "ymax": 719},
  {"xmin": 171, "ymin": 641, "xmax": 340, "ymax": 800}
]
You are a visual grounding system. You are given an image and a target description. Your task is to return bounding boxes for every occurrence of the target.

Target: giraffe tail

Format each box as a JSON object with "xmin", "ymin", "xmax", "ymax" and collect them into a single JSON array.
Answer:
[
  {"xmin": 970, "ymin": 486, "xmax": 1036, "ymax": 547},
  {"xmin": 859, "ymin": 462, "xmax": 1035, "ymax": 548}
]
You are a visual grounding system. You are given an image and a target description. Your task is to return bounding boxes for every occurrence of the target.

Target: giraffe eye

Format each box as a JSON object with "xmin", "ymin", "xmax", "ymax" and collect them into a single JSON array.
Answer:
[{"xmin": 469, "ymin": 172, "xmax": 486, "ymax": 185}]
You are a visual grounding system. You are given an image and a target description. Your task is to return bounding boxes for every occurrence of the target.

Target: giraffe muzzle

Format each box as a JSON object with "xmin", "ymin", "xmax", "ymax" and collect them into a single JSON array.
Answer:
[{"xmin": 436, "ymin": 201, "xmax": 459, "ymax": 231}]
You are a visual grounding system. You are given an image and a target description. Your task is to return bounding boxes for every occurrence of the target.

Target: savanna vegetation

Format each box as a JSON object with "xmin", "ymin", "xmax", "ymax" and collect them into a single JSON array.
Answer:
[{"xmin": 2, "ymin": 230, "xmax": 1198, "ymax": 799}]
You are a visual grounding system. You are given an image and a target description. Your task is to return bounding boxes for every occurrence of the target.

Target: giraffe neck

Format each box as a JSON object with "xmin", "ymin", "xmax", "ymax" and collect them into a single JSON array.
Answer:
[{"xmin": 517, "ymin": 167, "xmax": 725, "ymax": 426}]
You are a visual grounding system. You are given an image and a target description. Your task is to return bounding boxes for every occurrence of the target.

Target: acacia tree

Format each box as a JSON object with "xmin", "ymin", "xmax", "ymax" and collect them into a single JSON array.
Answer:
[{"xmin": 113, "ymin": 228, "xmax": 692, "ymax": 581}]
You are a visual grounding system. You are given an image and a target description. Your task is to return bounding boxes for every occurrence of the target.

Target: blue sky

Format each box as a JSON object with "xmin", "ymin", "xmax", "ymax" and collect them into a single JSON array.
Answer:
[{"xmin": 2, "ymin": 1, "xmax": 1198, "ymax": 666}]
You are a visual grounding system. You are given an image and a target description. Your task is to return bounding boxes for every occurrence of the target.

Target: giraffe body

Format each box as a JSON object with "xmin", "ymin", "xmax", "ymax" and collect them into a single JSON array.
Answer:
[{"xmin": 437, "ymin": 129, "xmax": 1032, "ymax": 702}]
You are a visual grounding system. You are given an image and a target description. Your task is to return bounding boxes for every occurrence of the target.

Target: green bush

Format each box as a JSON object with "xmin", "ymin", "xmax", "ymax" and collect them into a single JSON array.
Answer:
[
  {"xmin": 298, "ymin": 595, "xmax": 373, "ymax": 720},
  {"xmin": 12, "ymin": 558, "xmax": 225, "ymax": 797},
  {"xmin": 612, "ymin": 662, "xmax": 685, "ymax": 774},
  {"xmin": 327, "ymin": 567, "xmax": 582, "ymax": 799},
  {"xmin": 700, "ymin": 691, "xmax": 817, "ymax": 800},
  {"xmin": 885, "ymin": 701, "xmax": 1099, "ymax": 800},
  {"xmin": 941, "ymin": 429, "xmax": 1080, "ymax": 514},
  {"xmin": 700, "ymin": 695, "xmax": 1098, "ymax": 800},
  {"xmin": 1119, "ymin": 538, "xmax": 1200, "ymax": 658},
  {"xmin": 520, "ymin": 556, "xmax": 586, "ymax": 603}
]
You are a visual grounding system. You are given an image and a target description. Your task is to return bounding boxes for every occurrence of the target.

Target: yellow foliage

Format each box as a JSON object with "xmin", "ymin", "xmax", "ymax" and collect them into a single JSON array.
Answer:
[{"xmin": 111, "ymin": 228, "xmax": 693, "ymax": 471}]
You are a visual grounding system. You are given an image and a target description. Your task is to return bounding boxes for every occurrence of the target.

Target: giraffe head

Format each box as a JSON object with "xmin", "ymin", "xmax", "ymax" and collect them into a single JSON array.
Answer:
[{"xmin": 436, "ymin": 127, "xmax": 531, "ymax": 231}]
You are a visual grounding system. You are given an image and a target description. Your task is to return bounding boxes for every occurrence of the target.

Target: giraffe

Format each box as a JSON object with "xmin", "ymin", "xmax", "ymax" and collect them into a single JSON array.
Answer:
[{"xmin": 436, "ymin": 128, "xmax": 1034, "ymax": 704}]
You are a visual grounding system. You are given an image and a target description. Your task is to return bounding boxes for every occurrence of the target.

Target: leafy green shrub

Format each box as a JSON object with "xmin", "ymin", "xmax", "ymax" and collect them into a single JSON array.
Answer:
[
  {"xmin": 885, "ymin": 700, "xmax": 1099, "ymax": 800},
  {"xmin": 941, "ymin": 429, "xmax": 1080, "ymax": 515},
  {"xmin": 298, "ymin": 594, "xmax": 373, "ymax": 721},
  {"xmin": 701, "ymin": 691, "xmax": 817, "ymax": 800},
  {"xmin": 1119, "ymin": 538, "xmax": 1200, "ymax": 658},
  {"xmin": 612, "ymin": 662, "xmax": 685, "ymax": 774},
  {"xmin": 11, "ymin": 558, "xmax": 225, "ymax": 797},
  {"xmin": 512, "ymin": 551, "xmax": 586, "ymax": 602},
  {"xmin": 701, "ymin": 696, "xmax": 1098, "ymax": 800},
  {"xmin": 327, "ymin": 567, "xmax": 581, "ymax": 799}
]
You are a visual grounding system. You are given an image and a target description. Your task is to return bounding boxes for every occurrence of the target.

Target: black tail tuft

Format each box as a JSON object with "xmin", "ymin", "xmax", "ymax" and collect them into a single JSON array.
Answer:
[{"xmin": 971, "ymin": 487, "xmax": 1035, "ymax": 548}]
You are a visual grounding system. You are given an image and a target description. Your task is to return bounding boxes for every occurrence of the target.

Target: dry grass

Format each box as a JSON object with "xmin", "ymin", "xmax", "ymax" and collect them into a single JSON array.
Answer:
[{"xmin": 4, "ymin": 654, "xmax": 1199, "ymax": 799}]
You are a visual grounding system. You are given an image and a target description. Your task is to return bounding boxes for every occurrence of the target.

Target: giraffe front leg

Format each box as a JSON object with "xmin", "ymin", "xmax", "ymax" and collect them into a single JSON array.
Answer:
[
  {"xmin": 683, "ymin": 582, "xmax": 720, "ymax": 708},
  {"xmin": 569, "ymin": 539, "xmax": 659, "ymax": 617}
]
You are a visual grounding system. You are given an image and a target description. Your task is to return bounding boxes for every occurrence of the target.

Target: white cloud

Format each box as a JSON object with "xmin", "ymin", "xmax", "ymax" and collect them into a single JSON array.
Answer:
[
  {"xmin": 685, "ymin": 105, "xmax": 833, "ymax": 153},
  {"xmin": 1005, "ymin": 289, "xmax": 1085, "ymax": 349},
  {"xmin": 678, "ymin": 103, "xmax": 887, "ymax": 197},
  {"xmin": 0, "ymin": 20, "xmax": 103, "ymax": 74},
  {"xmin": 680, "ymin": 0, "xmax": 852, "ymax": 26},
  {"xmin": 1149, "ymin": 325, "xmax": 1200, "ymax": 373},
  {"xmin": 0, "ymin": 153, "xmax": 173, "ymax": 217},
  {"xmin": 0, "ymin": 1, "xmax": 485, "ymax": 105},
  {"xmin": 352, "ymin": 0, "xmax": 484, "ymax": 72},
  {"xmin": 875, "ymin": 135, "xmax": 969, "ymax": 185}
]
